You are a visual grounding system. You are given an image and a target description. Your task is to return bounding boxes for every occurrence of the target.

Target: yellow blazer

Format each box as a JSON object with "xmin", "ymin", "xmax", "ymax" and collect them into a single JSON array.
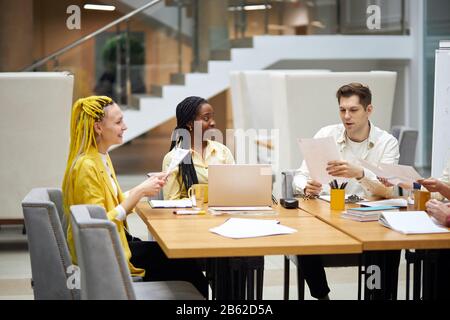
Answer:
[{"xmin": 64, "ymin": 147, "xmax": 145, "ymax": 277}]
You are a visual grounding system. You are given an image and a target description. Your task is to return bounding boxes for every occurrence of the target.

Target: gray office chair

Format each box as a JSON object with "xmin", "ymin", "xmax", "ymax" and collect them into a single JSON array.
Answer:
[
  {"xmin": 21, "ymin": 188, "xmax": 80, "ymax": 300},
  {"xmin": 281, "ymin": 171, "xmax": 361, "ymax": 300},
  {"xmin": 70, "ymin": 204, "xmax": 204, "ymax": 300},
  {"xmin": 391, "ymin": 125, "xmax": 418, "ymax": 166},
  {"xmin": 399, "ymin": 130, "xmax": 418, "ymax": 167}
]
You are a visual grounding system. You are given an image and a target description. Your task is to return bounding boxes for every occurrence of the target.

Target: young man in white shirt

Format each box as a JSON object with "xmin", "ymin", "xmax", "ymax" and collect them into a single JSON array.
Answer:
[
  {"xmin": 294, "ymin": 84, "xmax": 399, "ymax": 198},
  {"xmin": 293, "ymin": 83, "xmax": 400, "ymax": 300}
]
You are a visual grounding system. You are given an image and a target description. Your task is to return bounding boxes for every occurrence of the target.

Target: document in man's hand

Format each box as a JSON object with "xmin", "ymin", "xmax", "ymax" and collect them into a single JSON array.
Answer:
[
  {"xmin": 378, "ymin": 211, "xmax": 450, "ymax": 234},
  {"xmin": 298, "ymin": 137, "xmax": 345, "ymax": 185},
  {"xmin": 149, "ymin": 199, "xmax": 192, "ymax": 208},
  {"xmin": 209, "ymin": 218, "xmax": 297, "ymax": 239}
]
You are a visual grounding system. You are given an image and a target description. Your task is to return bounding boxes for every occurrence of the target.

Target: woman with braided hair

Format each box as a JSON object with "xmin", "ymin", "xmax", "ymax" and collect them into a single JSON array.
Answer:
[
  {"xmin": 62, "ymin": 96, "xmax": 208, "ymax": 297},
  {"xmin": 162, "ymin": 96, "xmax": 234, "ymax": 199},
  {"xmin": 162, "ymin": 97, "xmax": 265, "ymax": 299}
]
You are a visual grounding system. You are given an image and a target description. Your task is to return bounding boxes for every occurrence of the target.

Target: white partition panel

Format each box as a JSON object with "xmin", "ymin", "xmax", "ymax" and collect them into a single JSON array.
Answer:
[
  {"xmin": 0, "ymin": 72, "xmax": 73, "ymax": 219},
  {"xmin": 230, "ymin": 70, "xmax": 331, "ymax": 131}
]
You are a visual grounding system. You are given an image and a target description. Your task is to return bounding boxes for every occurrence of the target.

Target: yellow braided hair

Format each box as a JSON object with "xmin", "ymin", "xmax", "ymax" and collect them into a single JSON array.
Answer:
[{"xmin": 62, "ymin": 95, "xmax": 113, "ymax": 214}]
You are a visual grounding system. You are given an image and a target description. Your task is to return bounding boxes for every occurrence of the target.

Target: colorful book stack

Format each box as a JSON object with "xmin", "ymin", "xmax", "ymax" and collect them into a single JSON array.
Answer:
[{"xmin": 341, "ymin": 205, "xmax": 399, "ymax": 222}]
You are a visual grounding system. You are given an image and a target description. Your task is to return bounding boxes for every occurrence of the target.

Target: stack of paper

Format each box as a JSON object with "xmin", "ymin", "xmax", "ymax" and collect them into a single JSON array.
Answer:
[
  {"xmin": 209, "ymin": 218, "xmax": 297, "ymax": 239},
  {"xmin": 379, "ymin": 211, "xmax": 450, "ymax": 234},
  {"xmin": 342, "ymin": 206, "xmax": 399, "ymax": 222},
  {"xmin": 149, "ymin": 199, "xmax": 192, "ymax": 208},
  {"xmin": 357, "ymin": 198, "xmax": 408, "ymax": 208}
]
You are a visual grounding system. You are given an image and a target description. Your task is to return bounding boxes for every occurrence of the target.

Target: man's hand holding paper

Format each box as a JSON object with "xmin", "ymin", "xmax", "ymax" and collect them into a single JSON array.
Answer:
[{"xmin": 326, "ymin": 160, "xmax": 364, "ymax": 179}]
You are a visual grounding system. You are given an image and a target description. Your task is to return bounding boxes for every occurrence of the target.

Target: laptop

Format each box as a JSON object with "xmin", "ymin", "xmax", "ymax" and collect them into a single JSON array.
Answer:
[{"xmin": 208, "ymin": 164, "xmax": 273, "ymax": 209}]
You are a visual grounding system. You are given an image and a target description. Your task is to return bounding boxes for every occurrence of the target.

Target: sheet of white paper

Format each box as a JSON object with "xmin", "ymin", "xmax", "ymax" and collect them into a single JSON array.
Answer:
[
  {"xmin": 378, "ymin": 163, "xmax": 423, "ymax": 185},
  {"xmin": 166, "ymin": 148, "xmax": 190, "ymax": 175},
  {"xmin": 358, "ymin": 159, "xmax": 386, "ymax": 177},
  {"xmin": 359, "ymin": 160, "xmax": 423, "ymax": 186},
  {"xmin": 208, "ymin": 209, "xmax": 277, "ymax": 216},
  {"xmin": 298, "ymin": 137, "xmax": 345, "ymax": 185},
  {"xmin": 378, "ymin": 211, "xmax": 450, "ymax": 234},
  {"xmin": 209, "ymin": 218, "xmax": 297, "ymax": 239},
  {"xmin": 357, "ymin": 198, "xmax": 408, "ymax": 208},
  {"xmin": 149, "ymin": 199, "xmax": 192, "ymax": 208}
]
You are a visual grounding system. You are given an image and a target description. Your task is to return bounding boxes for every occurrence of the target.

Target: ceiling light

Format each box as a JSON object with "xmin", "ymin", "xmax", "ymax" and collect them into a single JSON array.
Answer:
[
  {"xmin": 83, "ymin": 4, "xmax": 116, "ymax": 11},
  {"xmin": 228, "ymin": 4, "xmax": 272, "ymax": 12}
]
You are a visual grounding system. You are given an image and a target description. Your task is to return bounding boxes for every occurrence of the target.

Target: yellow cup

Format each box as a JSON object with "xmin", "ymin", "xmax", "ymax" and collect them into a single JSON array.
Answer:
[
  {"xmin": 188, "ymin": 184, "xmax": 209, "ymax": 205},
  {"xmin": 330, "ymin": 189, "xmax": 345, "ymax": 211},
  {"xmin": 413, "ymin": 190, "xmax": 430, "ymax": 211}
]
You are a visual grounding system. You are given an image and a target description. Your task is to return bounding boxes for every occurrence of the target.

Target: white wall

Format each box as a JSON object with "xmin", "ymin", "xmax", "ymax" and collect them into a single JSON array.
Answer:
[
  {"xmin": 431, "ymin": 44, "xmax": 450, "ymax": 177},
  {"xmin": 0, "ymin": 72, "xmax": 73, "ymax": 219}
]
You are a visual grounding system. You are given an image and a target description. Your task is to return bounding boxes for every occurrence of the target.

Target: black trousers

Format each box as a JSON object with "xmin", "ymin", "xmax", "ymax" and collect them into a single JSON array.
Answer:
[
  {"xmin": 363, "ymin": 250, "xmax": 401, "ymax": 300},
  {"xmin": 297, "ymin": 251, "xmax": 401, "ymax": 300},
  {"xmin": 128, "ymin": 240, "xmax": 209, "ymax": 298},
  {"xmin": 435, "ymin": 249, "xmax": 450, "ymax": 299},
  {"xmin": 296, "ymin": 255, "xmax": 330, "ymax": 299},
  {"xmin": 422, "ymin": 249, "xmax": 450, "ymax": 300}
]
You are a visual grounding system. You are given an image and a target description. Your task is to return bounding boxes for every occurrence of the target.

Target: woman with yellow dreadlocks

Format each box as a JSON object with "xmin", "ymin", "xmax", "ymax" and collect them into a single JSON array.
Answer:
[{"xmin": 62, "ymin": 96, "xmax": 208, "ymax": 297}]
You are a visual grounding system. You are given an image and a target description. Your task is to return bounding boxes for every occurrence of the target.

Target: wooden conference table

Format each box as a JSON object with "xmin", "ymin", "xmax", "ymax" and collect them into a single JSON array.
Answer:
[
  {"xmin": 136, "ymin": 201, "xmax": 361, "ymax": 299},
  {"xmin": 297, "ymin": 198, "xmax": 450, "ymax": 299}
]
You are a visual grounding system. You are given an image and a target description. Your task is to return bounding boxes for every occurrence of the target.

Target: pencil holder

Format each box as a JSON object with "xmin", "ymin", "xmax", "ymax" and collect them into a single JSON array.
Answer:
[{"xmin": 330, "ymin": 189, "xmax": 345, "ymax": 211}]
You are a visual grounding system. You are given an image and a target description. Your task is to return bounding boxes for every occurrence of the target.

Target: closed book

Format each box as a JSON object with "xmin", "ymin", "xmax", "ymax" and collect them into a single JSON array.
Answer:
[{"xmin": 348, "ymin": 205, "xmax": 399, "ymax": 213}]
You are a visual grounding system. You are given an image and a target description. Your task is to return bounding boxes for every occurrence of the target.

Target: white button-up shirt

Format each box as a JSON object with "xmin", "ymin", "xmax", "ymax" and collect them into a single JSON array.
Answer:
[{"xmin": 293, "ymin": 122, "xmax": 400, "ymax": 198}]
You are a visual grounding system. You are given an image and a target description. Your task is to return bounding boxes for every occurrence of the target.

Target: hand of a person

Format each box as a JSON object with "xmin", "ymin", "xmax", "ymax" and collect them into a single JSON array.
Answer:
[
  {"xmin": 147, "ymin": 171, "xmax": 169, "ymax": 181},
  {"xmin": 138, "ymin": 176, "xmax": 166, "ymax": 197},
  {"xmin": 418, "ymin": 178, "xmax": 446, "ymax": 193},
  {"xmin": 377, "ymin": 177, "xmax": 394, "ymax": 187},
  {"xmin": 304, "ymin": 180, "xmax": 322, "ymax": 196},
  {"xmin": 326, "ymin": 160, "xmax": 364, "ymax": 179},
  {"xmin": 378, "ymin": 177, "xmax": 412, "ymax": 190},
  {"xmin": 425, "ymin": 199, "xmax": 450, "ymax": 226}
]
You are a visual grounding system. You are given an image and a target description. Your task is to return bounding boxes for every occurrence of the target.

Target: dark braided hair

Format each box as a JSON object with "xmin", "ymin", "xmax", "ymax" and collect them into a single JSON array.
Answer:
[{"xmin": 170, "ymin": 96, "xmax": 208, "ymax": 191}]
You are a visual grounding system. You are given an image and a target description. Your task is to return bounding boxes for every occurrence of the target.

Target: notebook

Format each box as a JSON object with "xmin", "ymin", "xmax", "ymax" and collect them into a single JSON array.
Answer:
[
  {"xmin": 378, "ymin": 211, "xmax": 450, "ymax": 234},
  {"xmin": 342, "ymin": 206, "xmax": 399, "ymax": 222}
]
